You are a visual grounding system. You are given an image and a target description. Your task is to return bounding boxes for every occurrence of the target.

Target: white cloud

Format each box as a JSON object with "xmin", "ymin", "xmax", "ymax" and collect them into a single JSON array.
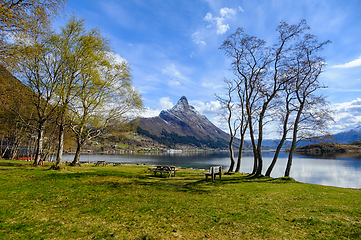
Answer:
[
  {"xmin": 168, "ymin": 80, "xmax": 181, "ymax": 86},
  {"xmin": 192, "ymin": 31, "xmax": 206, "ymax": 45},
  {"xmin": 157, "ymin": 97, "xmax": 174, "ymax": 109},
  {"xmin": 238, "ymin": 6, "xmax": 244, "ymax": 12},
  {"xmin": 190, "ymin": 100, "xmax": 222, "ymax": 115},
  {"xmin": 330, "ymin": 98, "xmax": 361, "ymax": 132},
  {"xmin": 201, "ymin": 82, "xmax": 223, "ymax": 89},
  {"xmin": 162, "ymin": 63, "xmax": 189, "ymax": 82},
  {"xmin": 106, "ymin": 52, "xmax": 127, "ymax": 64},
  {"xmin": 140, "ymin": 97, "xmax": 174, "ymax": 118},
  {"xmin": 162, "ymin": 63, "xmax": 180, "ymax": 76},
  {"xmin": 203, "ymin": 7, "xmax": 238, "ymax": 35},
  {"xmin": 161, "ymin": 63, "xmax": 191, "ymax": 85},
  {"xmin": 332, "ymin": 56, "xmax": 361, "ymax": 68},
  {"xmin": 141, "ymin": 107, "xmax": 160, "ymax": 118},
  {"xmin": 220, "ymin": 7, "xmax": 237, "ymax": 18}
]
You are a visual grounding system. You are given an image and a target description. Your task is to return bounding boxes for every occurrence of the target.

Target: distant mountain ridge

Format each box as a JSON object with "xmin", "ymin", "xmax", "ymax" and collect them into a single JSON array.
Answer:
[
  {"xmin": 262, "ymin": 125, "xmax": 361, "ymax": 148},
  {"xmin": 332, "ymin": 125, "xmax": 361, "ymax": 144},
  {"xmin": 136, "ymin": 96, "xmax": 242, "ymax": 149}
]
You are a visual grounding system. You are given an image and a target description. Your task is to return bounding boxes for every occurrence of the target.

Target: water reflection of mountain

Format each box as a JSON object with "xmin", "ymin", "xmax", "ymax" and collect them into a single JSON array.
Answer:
[{"xmin": 296, "ymin": 151, "xmax": 361, "ymax": 160}]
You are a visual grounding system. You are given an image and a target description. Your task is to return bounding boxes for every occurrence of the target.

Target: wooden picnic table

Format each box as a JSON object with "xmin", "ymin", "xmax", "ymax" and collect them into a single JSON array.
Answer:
[
  {"xmin": 95, "ymin": 160, "xmax": 106, "ymax": 166},
  {"xmin": 148, "ymin": 165, "xmax": 178, "ymax": 177}
]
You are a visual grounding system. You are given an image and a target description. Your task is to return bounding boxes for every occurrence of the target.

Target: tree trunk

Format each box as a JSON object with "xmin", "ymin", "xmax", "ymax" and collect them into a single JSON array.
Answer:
[
  {"xmin": 227, "ymin": 136, "xmax": 235, "ymax": 172},
  {"xmin": 33, "ymin": 124, "xmax": 45, "ymax": 165},
  {"xmin": 72, "ymin": 137, "xmax": 84, "ymax": 165},
  {"xmin": 55, "ymin": 120, "xmax": 65, "ymax": 167},
  {"xmin": 235, "ymin": 137, "xmax": 244, "ymax": 172},
  {"xmin": 248, "ymin": 120, "xmax": 258, "ymax": 174},
  {"xmin": 0, "ymin": 135, "xmax": 3, "ymax": 157},
  {"xmin": 285, "ymin": 104, "xmax": 304, "ymax": 177},
  {"xmin": 49, "ymin": 152, "xmax": 55, "ymax": 162},
  {"xmin": 285, "ymin": 137, "xmax": 297, "ymax": 177},
  {"xmin": 10, "ymin": 140, "xmax": 20, "ymax": 159},
  {"xmin": 265, "ymin": 138, "xmax": 285, "ymax": 177},
  {"xmin": 1, "ymin": 140, "xmax": 10, "ymax": 158},
  {"xmin": 266, "ymin": 108, "xmax": 290, "ymax": 177}
]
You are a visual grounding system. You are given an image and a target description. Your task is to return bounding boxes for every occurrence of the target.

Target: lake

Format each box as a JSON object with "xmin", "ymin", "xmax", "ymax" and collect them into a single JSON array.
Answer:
[{"xmin": 62, "ymin": 151, "xmax": 361, "ymax": 189}]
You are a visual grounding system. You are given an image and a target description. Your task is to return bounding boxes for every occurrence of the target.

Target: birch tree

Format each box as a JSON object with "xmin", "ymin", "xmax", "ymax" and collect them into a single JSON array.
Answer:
[
  {"xmin": 221, "ymin": 20, "xmax": 332, "ymax": 177},
  {"xmin": 216, "ymin": 79, "xmax": 240, "ymax": 173},
  {"xmin": 0, "ymin": 0, "xmax": 65, "ymax": 62},
  {"xmin": 69, "ymin": 54, "xmax": 142, "ymax": 166}
]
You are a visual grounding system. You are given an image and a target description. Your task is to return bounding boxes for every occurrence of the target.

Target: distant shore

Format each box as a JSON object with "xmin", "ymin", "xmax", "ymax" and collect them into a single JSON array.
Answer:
[{"xmin": 296, "ymin": 142, "xmax": 361, "ymax": 153}]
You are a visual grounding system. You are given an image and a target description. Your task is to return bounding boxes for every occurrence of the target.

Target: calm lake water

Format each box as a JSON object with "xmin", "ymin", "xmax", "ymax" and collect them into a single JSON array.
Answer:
[{"xmin": 62, "ymin": 151, "xmax": 361, "ymax": 189}]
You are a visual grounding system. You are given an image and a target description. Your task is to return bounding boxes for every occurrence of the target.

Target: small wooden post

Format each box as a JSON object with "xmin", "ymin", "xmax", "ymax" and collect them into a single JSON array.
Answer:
[{"xmin": 211, "ymin": 166, "xmax": 215, "ymax": 182}]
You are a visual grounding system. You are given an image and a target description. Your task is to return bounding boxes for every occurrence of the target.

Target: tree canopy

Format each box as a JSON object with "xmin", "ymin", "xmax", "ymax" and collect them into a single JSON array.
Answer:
[{"xmin": 220, "ymin": 20, "xmax": 333, "ymax": 177}]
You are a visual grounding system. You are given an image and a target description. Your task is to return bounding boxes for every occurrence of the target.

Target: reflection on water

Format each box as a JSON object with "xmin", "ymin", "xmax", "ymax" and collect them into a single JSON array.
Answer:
[
  {"xmin": 296, "ymin": 151, "xmax": 361, "ymax": 160},
  {"xmin": 62, "ymin": 151, "xmax": 361, "ymax": 189}
]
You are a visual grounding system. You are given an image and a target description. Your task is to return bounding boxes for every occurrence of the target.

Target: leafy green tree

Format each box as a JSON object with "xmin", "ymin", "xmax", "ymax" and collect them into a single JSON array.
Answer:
[
  {"xmin": 0, "ymin": 0, "xmax": 65, "ymax": 62},
  {"xmin": 47, "ymin": 17, "xmax": 110, "ymax": 167},
  {"xmin": 68, "ymin": 52, "xmax": 142, "ymax": 165},
  {"xmin": 6, "ymin": 17, "xmax": 62, "ymax": 165},
  {"xmin": 46, "ymin": 16, "xmax": 142, "ymax": 167}
]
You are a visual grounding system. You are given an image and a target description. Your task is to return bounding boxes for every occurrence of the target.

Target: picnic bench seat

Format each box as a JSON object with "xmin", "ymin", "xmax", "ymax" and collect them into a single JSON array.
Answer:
[
  {"xmin": 204, "ymin": 166, "xmax": 222, "ymax": 181},
  {"xmin": 148, "ymin": 166, "xmax": 178, "ymax": 177}
]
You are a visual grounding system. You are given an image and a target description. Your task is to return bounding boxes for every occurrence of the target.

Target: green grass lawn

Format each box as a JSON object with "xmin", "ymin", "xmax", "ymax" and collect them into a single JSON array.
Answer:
[{"xmin": 0, "ymin": 159, "xmax": 360, "ymax": 239}]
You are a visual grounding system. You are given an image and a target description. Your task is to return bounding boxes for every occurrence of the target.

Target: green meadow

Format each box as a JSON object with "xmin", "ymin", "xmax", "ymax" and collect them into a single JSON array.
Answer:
[{"xmin": 0, "ymin": 159, "xmax": 360, "ymax": 239}]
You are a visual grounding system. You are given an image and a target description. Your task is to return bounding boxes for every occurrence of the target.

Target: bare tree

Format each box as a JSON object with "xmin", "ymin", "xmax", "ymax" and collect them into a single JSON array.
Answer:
[
  {"xmin": 221, "ymin": 20, "xmax": 332, "ymax": 177},
  {"xmin": 234, "ymin": 82, "xmax": 248, "ymax": 173},
  {"xmin": 220, "ymin": 28, "xmax": 270, "ymax": 175},
  {"xmin": 216, "ymin": 79, "xmax": 240, "ymax": 173},
  {"xmin": 284, "ymin": 34, "xmax": 331, "ymax": 176}
]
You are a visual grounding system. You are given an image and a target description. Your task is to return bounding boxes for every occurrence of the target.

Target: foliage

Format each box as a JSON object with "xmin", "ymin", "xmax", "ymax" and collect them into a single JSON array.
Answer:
[
  {"xmin": 0, "ymin": 159, "xmax": 360, "ymax": 239},
  {"xmin": 4, "ymin": 14, "xmax": 142, "ymax": 166},
  {"xmin": 0, "ymin": 0, "xmax": 66, "ymax": 62}
]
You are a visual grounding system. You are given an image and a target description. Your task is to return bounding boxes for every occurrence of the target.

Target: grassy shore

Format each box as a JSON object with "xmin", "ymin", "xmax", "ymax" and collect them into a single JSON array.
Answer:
[{"xmin": 0, "ymin": 160, "xmax": 360, "ymax": 239}]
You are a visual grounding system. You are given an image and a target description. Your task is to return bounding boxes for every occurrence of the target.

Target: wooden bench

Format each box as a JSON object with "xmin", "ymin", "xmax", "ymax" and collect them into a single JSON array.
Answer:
[
  {"xmin": 204, "ymin": 166, "xmax": 222, "ymax": 181},
  {"xmin": 95, "ymin": 160, "xmax": 106, "ymax": 166},
  {"xmin": 149, "ymin": 166, "xmax": 178, "ymax": 177}
]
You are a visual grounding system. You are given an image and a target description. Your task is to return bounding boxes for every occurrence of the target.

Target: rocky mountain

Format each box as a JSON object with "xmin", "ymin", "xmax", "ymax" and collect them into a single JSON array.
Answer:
[
  {"xmin": 332, "ymin": 125, "xmax": 361, "ymax": 144},
  {"xmin": 136, "ymin": 96, "xmax": 239, "ymax": 149},
  {"xmin": 293, "ymin": 125, "xmax": 361, "ymax": 148}
]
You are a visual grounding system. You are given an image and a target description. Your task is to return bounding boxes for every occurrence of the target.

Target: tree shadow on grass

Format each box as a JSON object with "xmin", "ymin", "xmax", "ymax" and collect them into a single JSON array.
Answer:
[
  {"xmin": 0, "ymin": 160, "xmax": 28, "ymax": 167},
  {"xmin": 219, "ymin": 173, "xmax": 298, "ymax": 185},
  {"xmin": 40, "ymin": 169, "xmax": 150, "ymax": 181}
]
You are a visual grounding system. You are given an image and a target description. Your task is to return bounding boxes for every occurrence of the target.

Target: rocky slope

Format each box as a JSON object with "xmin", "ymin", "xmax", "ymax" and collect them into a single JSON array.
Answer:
[{"xmin": 136, "ymin": 96, "xmax": 238, "ymax": 149}]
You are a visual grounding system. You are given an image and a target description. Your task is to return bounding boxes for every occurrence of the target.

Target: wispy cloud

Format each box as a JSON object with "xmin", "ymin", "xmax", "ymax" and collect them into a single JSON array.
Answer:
[
  {"xmin": 332, "ymin": 56, "xmax": 361, "ymax": 68},
  {"xmin": 192, "ymin": 31, "xmax": 206, "ymax": 45},
  {"xmin": 192, "ymin": 6, "xmax": 241, "ymax": 45},
  {"xmin": 161, "ymin": 63, "xmax": 192, "ymax": 86},
  {"xmin": 203, "ymin": 7, "xmax": 238, "ymax": 35},
  {"xmin": 201, "ymin": 82, "xmax": 223, "ymax": 89}
]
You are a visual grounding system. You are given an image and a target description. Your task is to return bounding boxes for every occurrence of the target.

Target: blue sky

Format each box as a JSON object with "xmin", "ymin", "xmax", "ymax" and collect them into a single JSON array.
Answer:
[{"xmin": 57, "ymin": 0, "xmax": 361, "ymax": 136}]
